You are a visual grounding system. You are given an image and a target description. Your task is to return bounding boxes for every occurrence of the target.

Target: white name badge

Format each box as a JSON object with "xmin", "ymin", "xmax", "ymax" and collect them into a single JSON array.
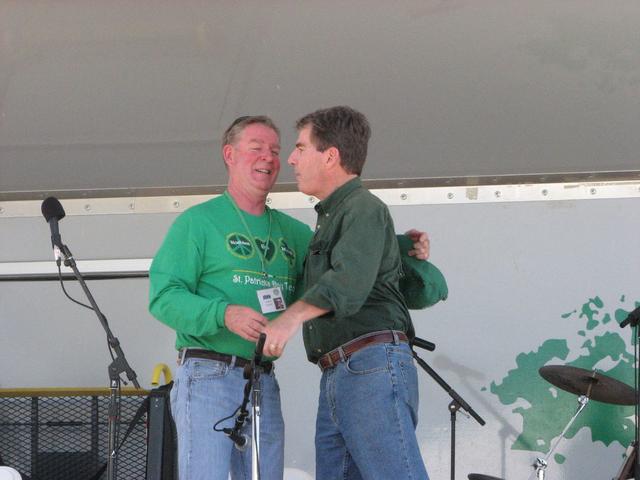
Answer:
[{"xmin": 257, "ymin": 287, "xmax": 287, "ymax": 314}]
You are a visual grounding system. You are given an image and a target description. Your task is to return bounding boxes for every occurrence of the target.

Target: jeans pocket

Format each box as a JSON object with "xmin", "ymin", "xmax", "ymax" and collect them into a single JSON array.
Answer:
[
  {"xmin": 344, "ymin": 346, "xmax": 389, "ymax": 375},
  {"xmin": 188, "ymin": 358, "xmax": 228, "ymax": 380}
]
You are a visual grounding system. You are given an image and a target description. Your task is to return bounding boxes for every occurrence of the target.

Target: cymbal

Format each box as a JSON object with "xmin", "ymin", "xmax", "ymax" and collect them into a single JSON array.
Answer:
[
  {"xmin": 468, "ymin": 475, "xmax": 505, "ymax": 480},
  {"xmin": 539, "ymin": 365, "xmax": 635, "ymax": 405}
]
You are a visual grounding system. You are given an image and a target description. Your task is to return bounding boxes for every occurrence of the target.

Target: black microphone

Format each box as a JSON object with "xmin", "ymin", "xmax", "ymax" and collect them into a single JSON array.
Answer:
[
  {"xmin": 254, "ymin": 333, "xmax": 266, "ymax": 366},
  {"xmin": 223, "ymin": 428, "xmax": 250, "ymax": 451},
  {"xmin": 620, "ymin": 306, "xmax": 640, "ymax": 329},
  {"xmin": 412, "ymin": 337, "xmax": 436, "ymax": 352},
  {"xmin": 245, "ymin": 332, "xmax": 267, "ymax": 379},
  {"xmin": 41, "ymin": 197, "xmax": 66, "ymax": 264}
]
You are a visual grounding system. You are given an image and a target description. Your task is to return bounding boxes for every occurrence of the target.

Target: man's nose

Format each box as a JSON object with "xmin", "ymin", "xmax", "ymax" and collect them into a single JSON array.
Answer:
[{"xmin": 287, "ymin": 152, "xmax": 296, "ymax": 166}]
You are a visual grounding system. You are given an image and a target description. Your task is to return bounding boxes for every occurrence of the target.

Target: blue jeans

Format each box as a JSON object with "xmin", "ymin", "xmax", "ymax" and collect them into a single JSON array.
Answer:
[
  {"xmin": 315, "ymin": 342, "xmax": 429, "ymax": 480},
  {"xmin": 170, "ymin": 356, "xmax": 284, "ymax": 480}
]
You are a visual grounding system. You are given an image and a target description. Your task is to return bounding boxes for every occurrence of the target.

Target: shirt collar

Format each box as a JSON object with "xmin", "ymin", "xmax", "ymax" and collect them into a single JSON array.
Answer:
[{"xmin": 315, "ymin": 177, "xmax": 362, "ymax": 215}]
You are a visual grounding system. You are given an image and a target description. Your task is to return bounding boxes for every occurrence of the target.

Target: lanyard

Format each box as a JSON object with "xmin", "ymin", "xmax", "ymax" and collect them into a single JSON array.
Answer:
[{"xmin": 225, "ymin": 191, "xmax": 273, "ymax": 277}]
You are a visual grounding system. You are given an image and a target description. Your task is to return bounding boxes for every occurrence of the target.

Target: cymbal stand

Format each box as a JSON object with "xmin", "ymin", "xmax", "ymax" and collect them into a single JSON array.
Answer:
[
  {"xmin": 529, "ymin": 394, "xmax": 589, "ymax": 480},
  {"xmin": 620, "ymin": 306, "xmax": 640, "ymax": 480}
]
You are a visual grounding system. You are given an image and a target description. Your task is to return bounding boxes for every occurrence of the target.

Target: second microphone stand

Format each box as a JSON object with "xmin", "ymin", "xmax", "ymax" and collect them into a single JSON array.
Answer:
[{"xmin": 412, "ymin": 337, "xmax": 485, "ymax": 480}]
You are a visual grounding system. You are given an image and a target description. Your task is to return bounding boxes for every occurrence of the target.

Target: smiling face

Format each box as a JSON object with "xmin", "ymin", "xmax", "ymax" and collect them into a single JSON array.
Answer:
[{"xmin": 224, "ymin": 122, "xmax": 281, "ymax": 203}]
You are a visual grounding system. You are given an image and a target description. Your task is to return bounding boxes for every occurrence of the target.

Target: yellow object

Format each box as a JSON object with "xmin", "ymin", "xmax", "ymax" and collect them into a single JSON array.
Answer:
[
  {"xmin": 151, "ymin": 363, "xmax": 173, "ymax": 386},
  {"xmin": 0, "ymin": 387, "xmax": 147, "ymax": 397}
]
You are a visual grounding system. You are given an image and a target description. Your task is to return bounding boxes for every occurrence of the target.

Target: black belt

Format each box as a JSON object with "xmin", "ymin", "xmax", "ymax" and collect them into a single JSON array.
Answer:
[
  {"xmin": 180, "ymin": 349, "xmax": 273, "ymax": 374},
  {"xmin": 317, "ymin": 330, "xmax": 409, "ymax": 371}
]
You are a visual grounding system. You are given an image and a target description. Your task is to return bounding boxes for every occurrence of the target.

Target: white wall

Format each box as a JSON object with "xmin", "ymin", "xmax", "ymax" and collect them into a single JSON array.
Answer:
[{"xmin": 2, "ymin": 196, "xmax": 639, "ymax": 479}]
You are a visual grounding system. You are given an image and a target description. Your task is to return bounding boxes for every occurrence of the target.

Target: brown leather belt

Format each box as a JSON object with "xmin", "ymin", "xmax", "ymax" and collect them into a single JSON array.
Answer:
[
  {"xmin": 317, "ymin": 330, "xmax": 409, "ymax": 371},
  {"xmin": 180, "ymin": 349, "xmax": 273, "ymax": 374}
]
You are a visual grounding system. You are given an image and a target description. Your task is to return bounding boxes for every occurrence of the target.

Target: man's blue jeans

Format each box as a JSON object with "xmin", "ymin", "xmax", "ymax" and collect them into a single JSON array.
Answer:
[
  {"xmin": 170, "ymin": 356, "xmax": 284, "ymax": 480},
  {"xmin": 315, "ymin": 342, "xmax": 429, "ymax": 480}
]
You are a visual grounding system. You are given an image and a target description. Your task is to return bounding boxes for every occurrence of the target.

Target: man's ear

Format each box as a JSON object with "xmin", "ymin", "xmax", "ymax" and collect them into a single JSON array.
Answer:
[
  {"xmin": 325, "ymin": 146, "xmax": 341, "ymax": 169},
  {"xmin": 222, "ymin": 144, "xmax": 234, "ymax": 167}
]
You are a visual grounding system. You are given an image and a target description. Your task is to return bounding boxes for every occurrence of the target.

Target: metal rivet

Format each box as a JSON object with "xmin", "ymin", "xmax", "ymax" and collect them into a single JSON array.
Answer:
[
  {"xmin": 590, "ymin": 188, "xmax": 597, "ymax": 195},
  {"xmin": 495, "ymin": 191, "xmax": 501, "ymax": 198},
  {"xmin": 541, "ymin": 189, "xmax": 548, "ymax": 196},
  {"xmin": 84, "ymin": 204, "xmax": 91, "ymax": 211},
  {"xmin": 266, "ymin": 197, "xmax": 272, "ymax": 204},
  {"xmin": 129, "ymin": 203, "xmax": 135, "ymax": 210},
  {"xmin": 173, "ymin": 200, "xmax": 180, "ymax": 208},
  {"xmin": 447, "ymin": 193, "xmax": 454, "ymax": 199},
  {"xmin": 308, "ymin": 197, "xmax": 315, "ymax": 203},
  {"xmin": 0, "ymin": 207, "xmax": 4, "ymax": 214},
  {"xmin": 400, "ymin": 193, "xmax": 408, "ymax": 201}
]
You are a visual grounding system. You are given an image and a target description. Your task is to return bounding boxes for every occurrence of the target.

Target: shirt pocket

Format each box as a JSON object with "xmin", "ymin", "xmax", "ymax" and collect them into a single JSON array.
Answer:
[{"xmin": 305, "ymin": 239, "xmax": 332, "ymax": 281}]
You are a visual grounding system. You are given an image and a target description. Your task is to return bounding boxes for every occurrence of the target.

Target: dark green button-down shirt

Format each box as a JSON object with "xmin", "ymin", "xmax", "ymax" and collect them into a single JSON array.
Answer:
[{"xmin": 301, "ymin": 177, "xmax": 413, "ymax": 363}]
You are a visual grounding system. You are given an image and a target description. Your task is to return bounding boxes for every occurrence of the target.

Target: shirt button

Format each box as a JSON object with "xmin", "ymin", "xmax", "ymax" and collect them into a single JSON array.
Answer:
[
  {"xmin": 309, "ymin": 325, "xmax": 313, "ymax": 330},
  {"xmin": 325, "ymin": 213, "xmax": 329, "ymax": 217},
  {"xmin": 316, "ymin": 349, "xmax": 322, "ymax": 353}
]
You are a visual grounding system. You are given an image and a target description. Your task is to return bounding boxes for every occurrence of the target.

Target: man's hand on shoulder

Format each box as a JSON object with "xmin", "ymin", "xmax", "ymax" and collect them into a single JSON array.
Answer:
[
  {"xmin": 405, "ymin": 228, "xmax": 430, "ymax": 260},
  {"xmin": 224, "ymin": 305, "xmax": 268, "ymax": 342}
]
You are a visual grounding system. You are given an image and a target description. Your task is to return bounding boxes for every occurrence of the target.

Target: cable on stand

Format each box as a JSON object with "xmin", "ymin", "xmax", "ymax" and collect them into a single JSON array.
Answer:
[{"xmin": 412, "ymin": 337, "xmax": 486, "ymax": 480}]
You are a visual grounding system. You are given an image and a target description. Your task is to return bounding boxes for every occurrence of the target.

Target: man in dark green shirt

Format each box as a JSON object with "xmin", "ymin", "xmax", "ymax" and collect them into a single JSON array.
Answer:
[{"xmin": 264, "ymin": 106, "xmax": 431, "ymax": 479}]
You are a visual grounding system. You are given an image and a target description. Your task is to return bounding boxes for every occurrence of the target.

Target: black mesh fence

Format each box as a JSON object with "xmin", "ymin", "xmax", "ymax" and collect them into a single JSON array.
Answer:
[{"xmin": 0, "ymin": 389, "xmax": 148, "ymax": 480}]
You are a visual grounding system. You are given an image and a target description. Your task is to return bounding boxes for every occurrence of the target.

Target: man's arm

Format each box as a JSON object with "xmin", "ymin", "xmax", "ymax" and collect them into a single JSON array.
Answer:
[
  {"xmin": 263, "ymin": 301, "xmax": 329, "ymax": 357},
  {"xmin": 264, "ymin": 204, "xmax": 389, "ymax": 355},
  {"xmin": 149, "ymin": 213, "xmax": 267, "ymax": 342}
]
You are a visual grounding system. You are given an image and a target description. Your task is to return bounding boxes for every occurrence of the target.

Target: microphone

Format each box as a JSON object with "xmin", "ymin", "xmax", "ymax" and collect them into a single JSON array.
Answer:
[
  {"xmin": 412, "ymin": 337, "xmax": 436, "ymax": 352},
  {"xmin": 254, "ymin": 333, "xmax": 266, "ymax": 366},
  {"xmin": 223, "ymin": 428, "xmax": 251, "ymax": 451},
  {"xmin": 244, "ymin": 333, "xmax": 267, "ymax": 379},
  {"xmin": 41, "ymin": 197, "xmax": 66, "ymax": 264},
  {"xmin": 620, "ymin": 306, "xmax": 640, "ymax": 329}
]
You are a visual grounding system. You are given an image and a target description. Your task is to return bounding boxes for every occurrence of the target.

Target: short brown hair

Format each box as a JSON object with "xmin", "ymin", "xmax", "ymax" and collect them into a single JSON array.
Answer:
[
  {"xmin": 295, "ymin": 106, "xmax": 371, "ymax": 175},
  {"xmin": 222, "ymin": 115, "xmax": 280, "ymax": 147}
]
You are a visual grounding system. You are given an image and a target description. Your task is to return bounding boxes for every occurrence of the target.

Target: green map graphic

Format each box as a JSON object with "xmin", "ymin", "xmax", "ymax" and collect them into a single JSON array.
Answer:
[{"xmin": 490, "ymin": 296, "xmax": 639, "ymax": 463}]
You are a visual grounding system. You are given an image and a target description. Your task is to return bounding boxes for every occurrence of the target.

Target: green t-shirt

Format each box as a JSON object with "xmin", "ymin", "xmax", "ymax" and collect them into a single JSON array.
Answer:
[{"xmin": 149, "ymin": 192, "xmax": 313, "ymax": 360}]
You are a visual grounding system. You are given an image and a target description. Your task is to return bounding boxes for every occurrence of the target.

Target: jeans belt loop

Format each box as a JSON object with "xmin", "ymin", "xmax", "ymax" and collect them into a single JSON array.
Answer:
[
  {"xmin": 338, "ymin": 347, "xmax": 346, "ymax": 363},
  {"xmin": 178, "ymin": 348, "xmax": 188, "ymax": 366},
  {"xmin": 391, "ymin": 330, "xmax": 400, "ymax": 345}
]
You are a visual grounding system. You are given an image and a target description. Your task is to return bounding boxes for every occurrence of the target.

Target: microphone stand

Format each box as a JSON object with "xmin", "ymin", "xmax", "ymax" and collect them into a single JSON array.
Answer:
[
  {"xmin": 221, "ymin": 334, "xmax": 266, "ymax": 480},
  {"xmin": 248, "ymin": 334, "xmax": 266, "ymax": 480},
  {"xmin": 57, "ymin": 242, "xmax": 140, "ymax": 480},
  {"xmin": 412, "ymin": 337, "xmax": 485, "ymax": 480},
  {"xmin": 620, "ymin": 306, "xmax": 640, "ymax": 480}
]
